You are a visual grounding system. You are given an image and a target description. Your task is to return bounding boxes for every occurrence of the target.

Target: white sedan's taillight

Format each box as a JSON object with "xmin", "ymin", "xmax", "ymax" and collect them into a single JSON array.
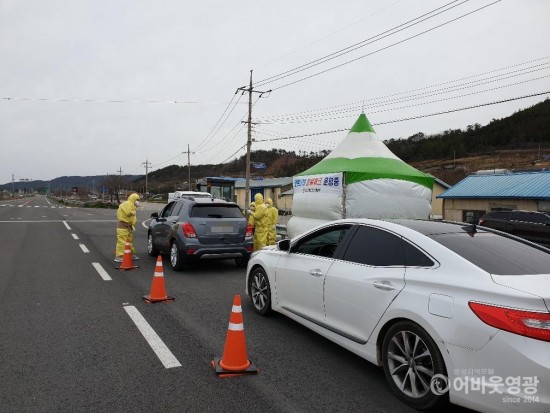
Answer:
[{"xmin": 469, "ymin": 301, "xmax": 550, "ymax": 342}]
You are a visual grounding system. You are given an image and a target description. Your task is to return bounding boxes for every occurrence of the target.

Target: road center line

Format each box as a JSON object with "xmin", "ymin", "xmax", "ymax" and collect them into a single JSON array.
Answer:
[
  {"xmin": 92, "ymin": 262, "xmax": 112, "ymax": 281},
  {"xmin": 72, "ymin": 234, "xmax": 79, "ymax": 240},
  {"xmin": 123, "ymin": 305, "xmax": 182, "ymax": 369},
  {"xmin": 79, "ymin": 244, "xmax": 90, "ymax": 253},
  {"xmin": 63, "ymin": 221, "xmax": 71, "ymax": 230}
]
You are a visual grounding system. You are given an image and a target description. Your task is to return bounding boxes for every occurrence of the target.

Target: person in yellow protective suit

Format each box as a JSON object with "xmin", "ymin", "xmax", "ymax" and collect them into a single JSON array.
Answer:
[
  {"xmin": 247, "ymin": 202, "xmax": 256, "ymax": 234},
  {"xmin": 115, "ymin": 193, "xmax": 140, "ymax": 262},
  {"xmin": 265, "ymin": 198, "xmax": 278, "ymax": 245},
  {"xmin": 250, "ymin": 193, "xmax": 269, "ymax": 251}
]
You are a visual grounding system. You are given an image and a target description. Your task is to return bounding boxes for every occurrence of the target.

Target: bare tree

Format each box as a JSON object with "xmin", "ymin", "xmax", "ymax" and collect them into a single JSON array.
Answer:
[{"xmin": 103, "ymin": 175, "xmax": 130, "ymax": 205}]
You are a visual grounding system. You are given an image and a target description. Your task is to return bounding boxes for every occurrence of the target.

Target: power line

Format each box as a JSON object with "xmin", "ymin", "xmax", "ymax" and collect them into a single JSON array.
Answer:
[
  {"xmin": 200, "ymin": 96, "xmax": 262, "ymax": 164},
  {"xmin": 218, "ymin": 143, "xmax": 247, "ymax": 165},
  {"xmin": 1, "ymin": 96, "xmax": 240, "ymax": 105},
  {"xmin": 194, "ymin": 92, "xmax": 243, "ymax": 152},
  {"xmin": 257, "ymin": 72, "xmax": 550, "ymax": 125},
  {"xmin": 255, "ymin": 0, "xmax": 467, "ymax": 87},
  {"xmin": 268, "ymin": 1, "xmax": 502, "ymax": 91},
  {"xmin": 255, "ymin": 0, "xmax": 404, "ymax": 70},
  {"xmin": 255, "ymin": 56, "xmax": 550, "ymax": 122},
  {"xmin": 254, "ymin": 91, "xmax": 550, "ymax": 143}
]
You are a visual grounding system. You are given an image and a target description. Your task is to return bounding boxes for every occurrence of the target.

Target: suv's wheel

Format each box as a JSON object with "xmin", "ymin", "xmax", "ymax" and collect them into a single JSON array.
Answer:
[
  {"xmin": 147, "ymin": 233, "xmax": 159, "ymax": 257},
  {"xmin": 170, "ymin": 241, "xmax": 187, "ymax": 271},
  {"xmin": 235, "ymin": 254, "xmax": 250, "ymax": 268},
  {"xmin": 248, "ymin": 267, "xmax": 272, "ymax": 316},
  {"xmin": 381, "ymin": 321, "xmax": 448, "ymax": 410}
]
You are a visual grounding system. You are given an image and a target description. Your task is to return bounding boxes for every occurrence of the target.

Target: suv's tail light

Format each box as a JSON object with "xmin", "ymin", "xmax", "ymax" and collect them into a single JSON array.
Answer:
[
  {"xmin": 245, "ymin": 224, "xmax": 253, "ymax": 237},
  {"xmin": 181, "ymin": 222, "xmax": 197, "ymax": 238},
  {"xmin": 478, "ymin": 219, "xmax": 485, "ymax": 225},
  {"xmin": 469, "ymin": 302, "xmax": 550, "ymax": 342}
]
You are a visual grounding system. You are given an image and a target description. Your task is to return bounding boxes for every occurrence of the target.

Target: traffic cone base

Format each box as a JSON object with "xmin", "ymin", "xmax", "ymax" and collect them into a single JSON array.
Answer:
[
  {"xmin": 117, "ymin": 239, "xmax": 138, "ymax": 270},
  {"xmin": 211, "ymin": 294, "xmax": 258, "ymax": 377},
  {"xmin": 143, "ymin": 256, "xmax": 174, "ymax": 303},
  {"xmin": 211, "ymin": 357, "xmax": 258, "ymax": 378},
  {"xmin": 143, "ymin": 294, "xmax": 175, "ymax": 303}
]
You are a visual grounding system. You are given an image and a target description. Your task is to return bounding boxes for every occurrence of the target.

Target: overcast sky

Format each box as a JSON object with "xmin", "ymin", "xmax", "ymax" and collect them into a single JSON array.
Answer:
[{"xmin": 1, "ymin": 0, "xmax": 549, "ymax": 184}]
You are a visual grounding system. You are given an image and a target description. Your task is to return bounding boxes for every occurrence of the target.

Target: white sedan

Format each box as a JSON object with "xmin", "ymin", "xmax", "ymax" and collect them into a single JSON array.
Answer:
[{"xmin": 245, "ymin": 219, "xmax": 550, "ymax": 412}]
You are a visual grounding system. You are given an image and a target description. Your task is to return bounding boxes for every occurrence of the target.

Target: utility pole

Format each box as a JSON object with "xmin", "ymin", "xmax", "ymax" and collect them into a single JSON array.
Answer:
[
  {"xmin": 117, "ymin": 166, "xmax": 123, "ymax": 176},
  {"xmin": 11, "ymin": 173, "xmax": 14, "ymax": 196},
  {"xmin": 237, "ymin": 70, "xmax": 271, "ymax": 208},
  {"xmin": 142, "ymin": 158, "xmax": 151, "ymax": 198},
  {"xmin": 182, "ymin": 144, "xmax": 195, "ymax": 191}
]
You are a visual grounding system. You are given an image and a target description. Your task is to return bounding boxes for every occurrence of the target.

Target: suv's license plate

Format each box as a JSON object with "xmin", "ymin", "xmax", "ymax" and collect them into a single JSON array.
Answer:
[{"xmin": 211, "ymin": 226, "xmax": 233, "ymax": 233}]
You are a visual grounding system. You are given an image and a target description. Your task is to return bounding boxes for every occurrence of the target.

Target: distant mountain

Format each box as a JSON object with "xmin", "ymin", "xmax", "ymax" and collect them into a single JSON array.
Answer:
[
  {"xmin": 0, "ymin": 175, "xmax": 141, "ymax": 193},
  {"xmin": 4, "ymin": 99, "xmax": 549, "ymax": 194}
]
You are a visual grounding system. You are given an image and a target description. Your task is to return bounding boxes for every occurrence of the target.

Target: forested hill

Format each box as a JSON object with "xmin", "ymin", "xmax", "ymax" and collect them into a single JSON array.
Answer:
[
  {"xmin": 5, "ymin": 99, "xmax": 549, "ymax": 193},
  {"xmin": 146, "ymin": 98, "xmax": 550, "ymax": 189},
  {"xmin": 385, "ymin": 98, "xmax": 550, "ymax": 161}
]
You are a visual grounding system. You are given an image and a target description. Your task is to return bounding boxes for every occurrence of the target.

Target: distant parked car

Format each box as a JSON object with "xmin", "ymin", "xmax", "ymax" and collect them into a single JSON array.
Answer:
[
  {"xmin": 147, "ymin": 197, "xmax": 253, "ymax": 270},
  {"xmin": 246, "ymin": 219, "xmax": 550, "ymax": 412},
  {"xmin": 478, "ymin": 210, "xmax": 550, "ymax": 245},
  {"xmin": 168, "ymin": 191, "xmax": 212, "ymax": 203}
]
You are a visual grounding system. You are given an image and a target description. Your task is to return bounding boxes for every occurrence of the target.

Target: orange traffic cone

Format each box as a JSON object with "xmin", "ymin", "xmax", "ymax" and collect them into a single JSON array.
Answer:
[
  {"xmin": 211, "ymin": 294, "xmax": 258, "ymax": 377},
  {"xmin": 117, "ymin": 239, "xmax": 139, "ymax": 270},
  {"xmin": 143, "ymin": 256, "xmax": 174, "ymax": 303}
]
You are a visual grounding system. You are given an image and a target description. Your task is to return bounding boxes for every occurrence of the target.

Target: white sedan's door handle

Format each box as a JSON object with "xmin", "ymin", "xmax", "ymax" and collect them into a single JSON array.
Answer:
[
  {"xmin": 372, "ymin": 280, "xmax": 397, "ymax": 291},
  {"xmin": 309, "ymin": 269, "xmax": 324, "ymax": 277}
]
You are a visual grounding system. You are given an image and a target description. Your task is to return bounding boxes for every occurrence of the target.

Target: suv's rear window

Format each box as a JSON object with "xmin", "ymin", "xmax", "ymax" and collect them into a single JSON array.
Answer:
[
  {"xmin": 190, "ymin": 205, "xmax": 244, "ymax": 218},
  {"xmin": 430, "ymin": 232, "xmax": 550, "ymax": 275}
]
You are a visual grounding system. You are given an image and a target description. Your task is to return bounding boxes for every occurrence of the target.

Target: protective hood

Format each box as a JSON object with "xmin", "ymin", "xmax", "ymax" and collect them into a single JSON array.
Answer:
[
  {"xmin": 254, "ymin": 193, "xmax": 264, "ymax": 204},
  {"xmin": 266, "ymin": 198, "xmax": 273, "ymax": 207},
  {"xmin": 128, "ymin": 193, "xmax": 140, "ymax": 203}
]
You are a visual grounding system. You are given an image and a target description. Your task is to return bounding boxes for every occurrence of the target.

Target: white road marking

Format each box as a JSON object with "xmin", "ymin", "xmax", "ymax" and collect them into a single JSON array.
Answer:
[
  {"xmin": 63, "ymin": 221, "xmax": 71, "ymax": 230},
  {"xmin": 79, "ymin": 244, "xmax": 90, "ymax": 253},
  {"xmin": 92, "ymin": 262, "xmax": 112, "ymax": 281},
  {"xmin": 72, "ymin": 234, "xmax": 79, "ymax": 240},
  {"xmin": 123, "ymin": 305, "xmax": 181, "ymax": 369}
]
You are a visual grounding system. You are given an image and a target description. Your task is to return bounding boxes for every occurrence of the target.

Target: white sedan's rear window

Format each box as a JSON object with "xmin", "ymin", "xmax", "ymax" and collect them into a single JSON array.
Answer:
[{"xmin": 431, "ymin": 233, "xmax": 550, "ymax": 275}]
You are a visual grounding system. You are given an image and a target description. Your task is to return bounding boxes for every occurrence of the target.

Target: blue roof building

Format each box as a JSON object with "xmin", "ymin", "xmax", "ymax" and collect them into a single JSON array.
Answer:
[{"xmin": 437, "ymin": 171, "xmax": 550, "ymax": 223}]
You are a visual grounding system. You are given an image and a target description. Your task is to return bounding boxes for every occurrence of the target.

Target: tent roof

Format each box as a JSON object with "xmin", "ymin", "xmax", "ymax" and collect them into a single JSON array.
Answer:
[{"xmin": 297, "ymin": 113, "xmax": 433, "ymax": 189}]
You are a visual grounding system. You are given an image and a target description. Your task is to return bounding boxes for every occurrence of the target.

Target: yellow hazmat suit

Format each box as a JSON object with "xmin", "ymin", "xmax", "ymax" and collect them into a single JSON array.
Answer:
[
  {"xmin": 251, "ymin": 193, "xmax": 269, "ymax": 251},
  {"xmin": 266, "ymin": 198, "xmax": 278, "ymax": 245},
  {"xmin": 115, "ymin": 193, "xmax": 140, "ymax": 258},
  {"xmin": 247, "ymin": 203, "xmax": 256, "ymax": 229}
]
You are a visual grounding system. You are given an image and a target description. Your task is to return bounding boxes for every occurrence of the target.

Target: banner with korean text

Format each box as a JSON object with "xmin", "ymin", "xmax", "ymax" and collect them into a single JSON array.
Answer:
[{"xmin": 293, "ymin": 172, "xmax": 343, "ymax": 195}]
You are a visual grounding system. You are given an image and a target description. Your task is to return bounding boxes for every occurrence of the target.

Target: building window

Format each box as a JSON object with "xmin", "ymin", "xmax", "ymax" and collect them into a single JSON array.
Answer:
[
  {"xmin": 463, "ymin": 210, "xmax": 485, "ymax": 224},
  {"xmin": 489, "ymin": 203, "xmax": 516, "ymax": 211}
]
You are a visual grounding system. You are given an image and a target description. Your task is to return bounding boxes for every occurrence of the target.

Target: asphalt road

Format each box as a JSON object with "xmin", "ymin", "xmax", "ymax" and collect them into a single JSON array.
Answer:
[{"xmin": 0, "ymin": 196, "xmax": 473, "ymax": 413}]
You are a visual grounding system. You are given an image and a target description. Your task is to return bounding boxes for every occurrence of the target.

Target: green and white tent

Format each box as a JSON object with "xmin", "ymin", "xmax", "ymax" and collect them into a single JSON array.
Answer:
[{"xmin": 287, "ymin": 113, "xmax": 434, "ymax": 238}]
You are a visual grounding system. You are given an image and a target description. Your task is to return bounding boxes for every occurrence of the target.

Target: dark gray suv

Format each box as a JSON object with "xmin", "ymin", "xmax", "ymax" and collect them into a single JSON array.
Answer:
[
  {"xmin": 147, "ymin": 197, "xmax": 253, "ymax": 271},
  {"xmin": 478, "ymin": 210, "xmax": 550, "ymax": 246}
]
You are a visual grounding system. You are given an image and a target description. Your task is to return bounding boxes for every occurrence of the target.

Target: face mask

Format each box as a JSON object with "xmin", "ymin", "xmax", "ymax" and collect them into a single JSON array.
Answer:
[{"xmin": 135, "ymin": 201, "xmax": 140, "ymax": 207}]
